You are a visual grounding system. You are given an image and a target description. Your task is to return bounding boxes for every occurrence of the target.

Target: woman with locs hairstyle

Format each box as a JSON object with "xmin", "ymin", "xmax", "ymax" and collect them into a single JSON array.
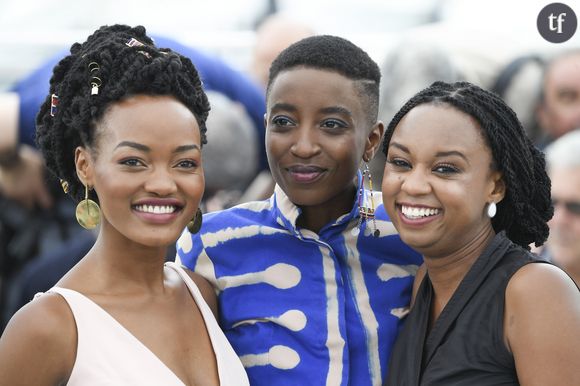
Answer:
[
  {"xmin": 382, "ymin": 81, "xmax": 580, "ymax": 385},
  {"xmin": 0, "ymin": 25, "xmax": 249, "ymax": 386}
]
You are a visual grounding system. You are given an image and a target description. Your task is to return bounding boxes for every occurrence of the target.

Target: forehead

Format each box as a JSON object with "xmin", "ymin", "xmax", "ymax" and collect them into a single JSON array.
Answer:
[
  {"xmin": 546, "ymin": 53, "xmax": 580, "ymax": 88},
  {"xmin": 267, "ymin": 67, "xmax": 364, "ymax": 112},
  {"xmin": 391, "ymin": 103, "xmax": 488, "ymax": 154},
  {"xmin": 98, "ymin": 95, "xmax": 200, "ymax": 145},
  {"xmin": 551, "ymin": 167, "xmax": 580, "ymax": 197}
]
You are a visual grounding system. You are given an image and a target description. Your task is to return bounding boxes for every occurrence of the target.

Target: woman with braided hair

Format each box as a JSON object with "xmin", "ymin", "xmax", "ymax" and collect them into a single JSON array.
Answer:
[
  {"xmin": 382, "ymin": 81, "xmax": 580, "ymax": 385},
  {"xmin": 0, "ymin": 25, "xmax": 248, "ymax": 386}
]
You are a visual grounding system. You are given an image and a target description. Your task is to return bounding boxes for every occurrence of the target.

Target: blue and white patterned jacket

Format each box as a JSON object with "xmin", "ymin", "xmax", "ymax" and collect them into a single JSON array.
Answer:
[{"xmin": 177, "ymin": 175, "xmax": 422, "ymax": 386}]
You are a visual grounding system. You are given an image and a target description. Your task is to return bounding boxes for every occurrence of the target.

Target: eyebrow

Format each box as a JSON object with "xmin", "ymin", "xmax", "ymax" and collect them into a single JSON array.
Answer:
[
  {"xmin": 269, "ymin": 103, "xmax": 353, "ymax": 117},
  {"xmin": 115, "ymin": 141, "xmax": 200, "ymax": 153},
  {"xmin": 390, "ymin": 142, "xmax": 470, "ymax": 163},
  {"xmin": 270, "ymin": 103, "xmax": 297, "ymax": 113},
  {"xmin": 319, "ymin": 106, "xmax": 352, "ymax": 117}
]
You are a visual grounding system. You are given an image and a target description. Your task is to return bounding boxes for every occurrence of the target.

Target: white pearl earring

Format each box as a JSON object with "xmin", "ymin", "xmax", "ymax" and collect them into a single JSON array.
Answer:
[{"xmin": 487, "ymin": 202, "xmax": 497, "ymax": 218}]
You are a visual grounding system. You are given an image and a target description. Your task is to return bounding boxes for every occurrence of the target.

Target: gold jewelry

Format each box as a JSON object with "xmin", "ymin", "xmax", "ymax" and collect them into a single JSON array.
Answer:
[
  {"xmin": 90, "ymin": 76, "xmax": 102, "ymax": 95},
  {"xmin": 60, "ymin": 179, "xmax": 69, "ymax": 194},
  {"xmin": 76, "ymin": 185, "xmax": 101, "ymax": 229},
  {"xmin": 187, "ymin": 208, "xmax": 203, "ymax": 234}
]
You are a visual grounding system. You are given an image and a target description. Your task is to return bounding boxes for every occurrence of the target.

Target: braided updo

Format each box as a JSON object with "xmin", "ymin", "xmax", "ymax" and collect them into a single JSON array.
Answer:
[
  {"xmin": 382, "ymin": 81, "xmax": 553, "ymax": 248},
  {"xmin": 36, "ymin": 24, "xmax": 210, "ymax": 203}
]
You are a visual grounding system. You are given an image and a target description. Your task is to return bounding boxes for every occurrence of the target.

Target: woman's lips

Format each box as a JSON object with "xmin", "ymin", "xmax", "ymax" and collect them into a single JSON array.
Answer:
[{"xmin": 286, "ymin": 165, "xmax": 326, "ymax": 184}]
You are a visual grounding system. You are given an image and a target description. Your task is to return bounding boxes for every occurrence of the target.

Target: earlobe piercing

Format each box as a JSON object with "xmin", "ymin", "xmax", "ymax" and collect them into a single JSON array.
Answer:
[{"xmin": 487, "ymin": 202, "xmax": 497, "ymax": 218}]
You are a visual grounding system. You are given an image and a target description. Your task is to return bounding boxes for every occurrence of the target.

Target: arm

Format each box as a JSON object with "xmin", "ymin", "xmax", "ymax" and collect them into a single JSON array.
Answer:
[
  {"xmin": 505, "ymin": 263, "xmax": 580, "ymax": 386},
  {"xmin": 0, "ymin": 294, "xmax": 76, "ymax": 385}
]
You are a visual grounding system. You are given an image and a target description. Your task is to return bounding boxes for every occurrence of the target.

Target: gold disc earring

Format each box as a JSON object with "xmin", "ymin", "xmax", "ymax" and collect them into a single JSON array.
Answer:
[
  {"xmin": 187, "ymin": 208, "xmax": 203, "ymax": 234},
  {"xmin": 76, "ymin": 184, "xmax": 101, "ymax": 229}
]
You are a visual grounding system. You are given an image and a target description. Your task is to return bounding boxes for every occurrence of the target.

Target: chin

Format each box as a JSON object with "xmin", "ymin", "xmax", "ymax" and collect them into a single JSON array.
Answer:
[
  {"xmin": 284, "ymin": 189, "xmax": 325, "ymax": 207},
  {"xmin": 133, "ymin": 229, "xmax": 184, "ymax": 248},
  {"xmin": 398, "ymin": 232, "xmax": 435, "ymax": 255}
]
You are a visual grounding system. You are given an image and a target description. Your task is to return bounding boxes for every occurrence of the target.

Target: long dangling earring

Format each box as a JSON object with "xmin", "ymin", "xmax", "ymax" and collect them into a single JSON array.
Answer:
[
  {"xmin": 187, "ymin": 208, "xmax": 203, "ymax": 234},
  {"xmin": 76, "ymin": 184, "xmax": 101, "ymax": 229},
  {"xmin": 352, "ymin": 162, "xmax": 380, "ymax": 237},
  {"xmin": 486, "ymin": 202, "xmax": 497, "ymax": 218}
]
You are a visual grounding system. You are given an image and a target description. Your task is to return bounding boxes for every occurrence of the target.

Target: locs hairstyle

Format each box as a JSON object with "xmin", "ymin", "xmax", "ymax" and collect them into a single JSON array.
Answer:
[
  {"xmin": 266, "ymin": 35, "xmax": 381, "ymax": 124},
  {"xmin": 36, "ymin": 24, "xmax": 210, "ymax": 203},
  {"xmin": 382, "ymin": 81, "xmax": 553, "ymax": 249}
]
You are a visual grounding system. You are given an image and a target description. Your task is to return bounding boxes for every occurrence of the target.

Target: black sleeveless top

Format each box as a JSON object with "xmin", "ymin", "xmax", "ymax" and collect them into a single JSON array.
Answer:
[{"xmin": 385, "ymin": 232, "xmax": 548, "ymax": 386}]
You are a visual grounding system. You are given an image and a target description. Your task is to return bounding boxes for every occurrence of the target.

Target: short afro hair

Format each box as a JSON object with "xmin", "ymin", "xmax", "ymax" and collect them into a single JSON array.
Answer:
[
  {"xmin": 383, "ymin": 81, "xmax": 553, "ymax": 249},
  {"xmin": 267, "ymin": 35, "xmax": 381, "ymax": 124},
  {"xmin": 36, "ymin": 24, "xmax": 210, "ymax": 203}
]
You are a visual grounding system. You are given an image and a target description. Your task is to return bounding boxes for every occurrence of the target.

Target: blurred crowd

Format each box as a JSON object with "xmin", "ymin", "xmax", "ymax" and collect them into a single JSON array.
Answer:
[{"xmin": 1, "ymin": 5, "xmax": 579, "ymax": 332}]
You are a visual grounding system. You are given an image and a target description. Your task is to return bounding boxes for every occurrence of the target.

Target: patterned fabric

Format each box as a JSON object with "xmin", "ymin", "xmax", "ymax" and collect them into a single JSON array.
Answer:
[{"xmin": 177, "ymin": 173, "xmax": 422, "ymax": 386}]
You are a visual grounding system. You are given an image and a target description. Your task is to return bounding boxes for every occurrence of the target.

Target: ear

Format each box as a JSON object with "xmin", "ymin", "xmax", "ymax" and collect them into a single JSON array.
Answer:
[
  {"xmin": 363, "ymin": 121, "xmax": 385, "ymax": 162},
  {"xmin": 75, "ymin": 146, "xmax": 94, "ymax": 187},
  {"xmin": 488, "ymin": 170, "xmax": 506, "ymax": 204}
]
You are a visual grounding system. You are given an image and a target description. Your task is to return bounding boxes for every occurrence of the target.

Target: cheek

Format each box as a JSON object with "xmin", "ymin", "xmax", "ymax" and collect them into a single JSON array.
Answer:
[
  {"xmin": 265, "ymin": 134, "xmax": 285, "ymax": 159},
  {"xmin": 184, "ymin": 175, "xmax": 205, "ymax": 202},
  {"xmin": 381, "ymin": 171, "xmax": 399, "ymax": 201}
]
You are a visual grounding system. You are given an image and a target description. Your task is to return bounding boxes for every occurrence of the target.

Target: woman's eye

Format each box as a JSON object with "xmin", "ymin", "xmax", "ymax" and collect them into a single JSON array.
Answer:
[
  {"xmin": 387, "ymin": 158, "xmax": 411, "ymax": 169},
  {"xmin": 120, "ymin": 158, "xmax": 144, "ymax": 167},
  {"xmin": 272, "ymin": 116, "xmax": 294, "ymax": 127},
  {"xmin": 322, "ymin": 119, "xmax": 346, "ymax": 130},
  {"xmin": 176, "ymin": 160, "xmax": 198, "ymax": 169},
  {"xmin": 433, "ymin": 164, "xmax": 459, "ymax": 174}
]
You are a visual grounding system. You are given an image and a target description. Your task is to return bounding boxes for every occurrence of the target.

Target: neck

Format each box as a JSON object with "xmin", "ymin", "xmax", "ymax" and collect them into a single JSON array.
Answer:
[
  {"xmin": 78, "ymin": 224, "xmax": 170, "ymax": 295},
  {"xmin": 296, "ymin": 183, "xmax": 357, "ymax": 234},
  {"xmin": 424, "ymin": 226, "xmax": 496, "ymax": 318}
]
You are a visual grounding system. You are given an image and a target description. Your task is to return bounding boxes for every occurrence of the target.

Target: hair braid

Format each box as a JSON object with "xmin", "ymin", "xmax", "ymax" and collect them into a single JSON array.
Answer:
[{"xmin": 36, "ymin": 24, "xmax": 210, "ymax": 203}]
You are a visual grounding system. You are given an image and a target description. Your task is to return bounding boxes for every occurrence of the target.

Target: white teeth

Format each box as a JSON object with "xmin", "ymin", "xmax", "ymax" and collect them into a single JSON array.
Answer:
[
  {"xmin": 401, "ymin": 205, "xmax": 440, "ymax": 219},
  {"xmin": 135, "ymin": 205, "xmax": 176, "ymax": 214}
]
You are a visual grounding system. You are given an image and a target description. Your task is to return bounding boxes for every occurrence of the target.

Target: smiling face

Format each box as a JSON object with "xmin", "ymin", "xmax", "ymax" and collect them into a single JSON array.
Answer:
[
  {"xmin": 382, "ymin": 103, "xmax": 504, "ymax": 258},
  {"xmin": 76, "ymin": 95, "xmax": 204, "ymax": 248},
  {"xmin": 265, "ymin": 67, "xmax": 382, "ymax": 213}
]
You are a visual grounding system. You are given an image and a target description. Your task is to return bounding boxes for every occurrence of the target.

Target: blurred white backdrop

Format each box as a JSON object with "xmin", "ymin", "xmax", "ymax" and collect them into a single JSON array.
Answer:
[{"xmin": 0, "ymin": 0, "xmax": 579, "ymax": 89}]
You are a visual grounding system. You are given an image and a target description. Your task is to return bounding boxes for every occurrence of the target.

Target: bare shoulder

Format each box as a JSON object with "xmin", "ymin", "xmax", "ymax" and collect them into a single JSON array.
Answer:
[
  {"xmin": 505, "ymin": 262, "xmax": 579, "ymax": 324},
  {"xmin": 507, "ymin": 262, "xmax": 579, "ymax": 303},
  {"xmin": 184, "ymin": 268, "xmax": 219, "ymax": 319},
  {"xmin": 0, "ymin": 292, "xmax": 77, "ymax": 385},
  {"xmin": 505, "ymin": 262, "xmax": 580, "ymax": 386}
]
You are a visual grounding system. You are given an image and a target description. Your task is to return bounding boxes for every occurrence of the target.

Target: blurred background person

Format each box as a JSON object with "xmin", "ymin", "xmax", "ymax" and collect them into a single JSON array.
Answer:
[
  {"xmin": 249, "ymin": 13, "xmax": 314, "ymax": 90},
  {"xmin": 535, "ymin": 50, "xmax": 580, "ymax": 149},
  {"xmin": 543, "ymin": 129, "xmax": 580, "ymax": 285}
]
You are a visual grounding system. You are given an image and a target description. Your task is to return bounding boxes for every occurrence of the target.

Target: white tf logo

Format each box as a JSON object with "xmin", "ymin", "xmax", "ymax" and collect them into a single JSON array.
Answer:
[{"xmin": 549, "ymin": 12, "xmax": 567, "ymax": 33}]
